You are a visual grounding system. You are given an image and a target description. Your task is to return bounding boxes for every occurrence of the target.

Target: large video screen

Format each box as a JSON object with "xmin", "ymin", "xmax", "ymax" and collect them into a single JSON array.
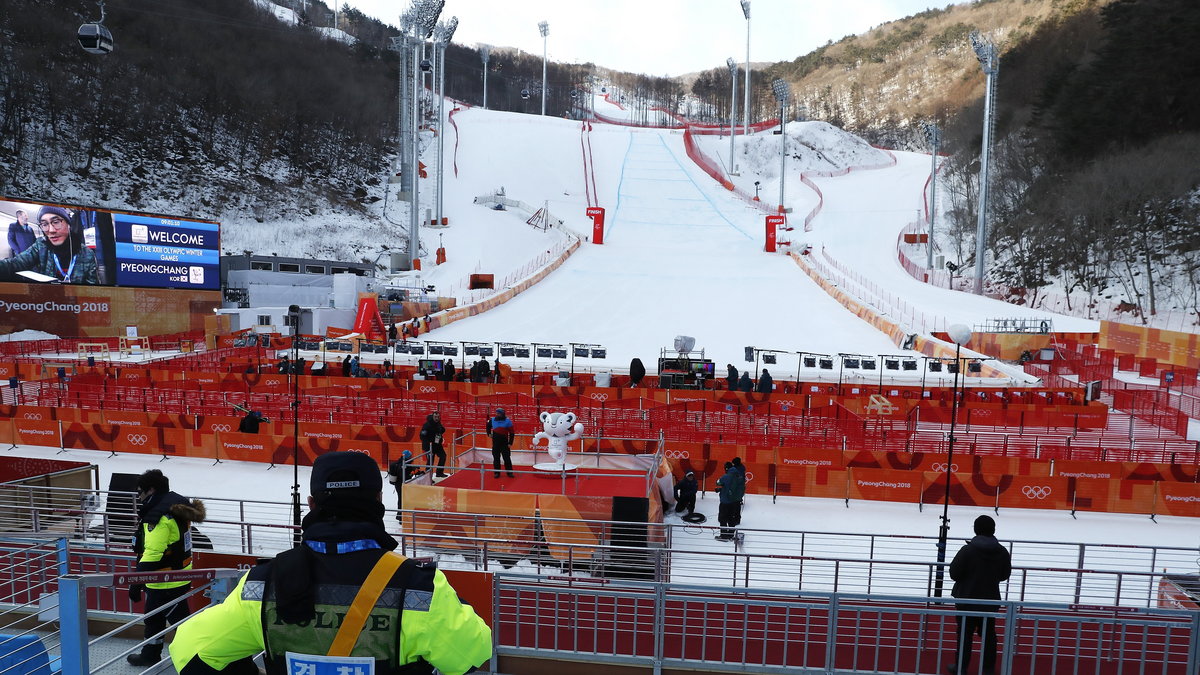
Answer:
[{"xmin": 0, "ymin": 197, "xmax": 220, "ymax": 290}]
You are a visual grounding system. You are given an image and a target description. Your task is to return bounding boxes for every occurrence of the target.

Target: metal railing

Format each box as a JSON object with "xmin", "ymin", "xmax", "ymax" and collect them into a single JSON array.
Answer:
[
  {"xmin": 490, "ymin": 575, "xmax": 1200, "ymax": 674},
  {"xmin": 5, "ymin": 486, "xmax": 1199, "ymax": 609}
]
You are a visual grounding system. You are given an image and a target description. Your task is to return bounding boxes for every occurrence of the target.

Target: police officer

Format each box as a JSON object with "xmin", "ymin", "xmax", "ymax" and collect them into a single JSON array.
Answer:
[
  {"xmin": 169, "ymin": 451, "xmax": 491, "ymax": 675},
  {"xmin": 127, "ymin": 469, "xmax": 207, "ymax": 666},
  {"xmin": 485, "ymin": 408, "xmax": 515, "ymax": 478}
]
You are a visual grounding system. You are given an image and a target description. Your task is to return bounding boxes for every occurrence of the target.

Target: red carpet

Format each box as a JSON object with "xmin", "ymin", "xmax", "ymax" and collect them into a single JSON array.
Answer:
[{"xmin": 438, "ymin": 463, "xmax": 649, "ymax": 498}]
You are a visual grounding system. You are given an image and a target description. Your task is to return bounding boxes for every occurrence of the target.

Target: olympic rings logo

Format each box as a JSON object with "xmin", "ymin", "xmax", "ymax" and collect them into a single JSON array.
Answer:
[
  {"xmin": 931, "ymin": 463, "xmax": 959, "ymax": 473},
  {"xmin": 663, "ymin": 450, "xmax": 689, "ymax": 459},
  {"xmin": 590, "ymin": 393, "xmax": 610, "ymax": 401},
  {"xmin": 128, "ymin": 434, "xmax": 149, "ymax": 446},
  {"xmin": 745, "ymin": 472, "xmax": 754, "ymax": 483},
  {"xmin": 418, "ymin": 386, "xmax": 436, "ymax": 393},
  {"xmin": 1022, "ymin": 486, "xmax": 1052, "ymax": 499},
  {"xmin": 212, "ymin": 424, "xmax": 232, "ymax": 432},
  {"xmin": 22, "ymin": 412, "xmax": 43, "ymax": 420}
]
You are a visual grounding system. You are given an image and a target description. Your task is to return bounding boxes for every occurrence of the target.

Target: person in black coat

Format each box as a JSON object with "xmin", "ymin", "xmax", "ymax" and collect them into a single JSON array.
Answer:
[
  {"xmin": 755, "ymin": 369, "xmax": 773, "ymax": 394},
  {"xmin": 673, "ymin": 471, "xmax": 698, "ymax": 516},
  {"xmin": 629, "ymin": 358, "xmax": 646, "ymax": 388},
  {"xmin": 237, "ymin": 410, "xmax": 265, "ymax": 434},
  {"xmin": 420, "ymin": 411, "xmax": 447, "ymax": 478},
  {"xmin": 948, "ymin": 515, "xmax": 1012, "ymax": 675},
  {"xmin": 726, "ymin": 364, "xmax": 738, "ymax": 390},
  {"xmin": 341, "ymin": 354, "xmax": 351, "ymax": 377},
  {"xmin": 737, "ymin": 371, "xmax": 753, "ymax": 393},
  {"xmin": 441, "ymin": 359, "xmax": 456, "ymax": 382}
]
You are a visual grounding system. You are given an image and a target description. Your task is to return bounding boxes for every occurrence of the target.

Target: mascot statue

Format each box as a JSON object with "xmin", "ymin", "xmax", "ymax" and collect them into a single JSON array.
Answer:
[{"xmin": 531, "ymin": 411, "xmax": 584, "ymax": 470}]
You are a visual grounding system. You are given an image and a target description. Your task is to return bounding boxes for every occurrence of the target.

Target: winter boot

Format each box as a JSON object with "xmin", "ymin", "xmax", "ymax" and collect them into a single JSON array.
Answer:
[
  {"xmin": 507, "ymin": 471, "xmax": 515, "ymax": 478},
  {"xmin": 494, "ymin": 472, "xmax": 501, "ymax": 479},
  {"xmin": 126, "ymin": 643, "xmax": 163, "ymax": 667}
]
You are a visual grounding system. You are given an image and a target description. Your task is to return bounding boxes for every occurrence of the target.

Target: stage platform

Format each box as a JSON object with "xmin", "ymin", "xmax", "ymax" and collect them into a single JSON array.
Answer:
[{"xmin": 438, "ymin": 463, "xmax": 650, "ymax": 499}]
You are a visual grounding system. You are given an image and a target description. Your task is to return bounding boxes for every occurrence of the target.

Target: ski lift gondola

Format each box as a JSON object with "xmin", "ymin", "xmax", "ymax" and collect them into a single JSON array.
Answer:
[{"xmin": 78, "ymin": 0, "xmax": 114, "ymax": 55}]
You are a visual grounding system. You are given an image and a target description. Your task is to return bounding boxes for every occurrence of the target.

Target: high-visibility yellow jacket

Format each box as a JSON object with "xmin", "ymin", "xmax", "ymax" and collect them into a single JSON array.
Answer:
[
  {"xmin": 133, "ymin": 492, "xmax": 206, "ymax": 590},
  {"xmin": 169, "ymin": 536, "xmax": 491, "ymax": 675}
]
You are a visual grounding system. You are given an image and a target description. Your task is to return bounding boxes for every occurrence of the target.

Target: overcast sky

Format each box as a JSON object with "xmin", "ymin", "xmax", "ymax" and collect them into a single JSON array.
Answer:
[{"xmin": 341, "ymin": 0, "xmax": 956, "ymax": 77}]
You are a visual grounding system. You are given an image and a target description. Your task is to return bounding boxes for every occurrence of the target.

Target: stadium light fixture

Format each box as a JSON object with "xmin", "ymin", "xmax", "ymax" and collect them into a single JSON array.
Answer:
[
  {"xmin": 771, "ymin": 78, "xmax": 791, "ymax": 215},
  {"xmin": 539, "ymin": 21, "xmax": 549, "ymax": 116},
  {"xmin": 934, "ymin": 323, "xmax": 972, "ymax": 597},
  {"xmin": 727, "ymin": 57, "xmax": 739, "ymax": 177},
  {"xmin": 921, "ymin": 121, "xmax": 941, "ymax": 271},
  {"xmin": 969, "ymin": 30, "xmax": 999, "ymax": 295},
  {"xmin": 740, "ymin": 1, "xmax": 751, "ymax": 137}
]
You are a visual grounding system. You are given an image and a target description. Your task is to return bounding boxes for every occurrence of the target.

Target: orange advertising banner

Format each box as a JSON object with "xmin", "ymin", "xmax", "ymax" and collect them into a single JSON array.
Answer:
[
  {"xmin": 1122, "ymin": 463, "xmax": 1200, "ymax": 482},
  {"xmin": 14, "ymin": 418, "xmax": 60, "ymax": 448},
  {"xmin": 847, "ymin": 468, "xmax": 921, "ymax": 503},
  {"xmin": 195, "ymin": 415, "xmax": 243, "ymax": 434},
  {"xmin": 14, "ymin": 406, "xmax": 56, "ymax": 424},
  {"xmin": 538, "ymin": 493, "xmax": 608, "ymax": 561},
  {"xmin": 1156, "ymin": 482, "xmax": 1200, "ymax": 517},
  {"xmin": 60, "ymin": 422, "xmax": 116, "ymax": 452},
  {"xmin": 103, "ymin": 410, "xmax": 153, "ymax": 428},
  {"xmin": 1054, "ymin": 460, "xmax": 1121, "ymax": 481},
  {"xmin": 993, "ymin": 476, "xmax": 1072, "ymax": 511},
  {"xmin": 218, "ymin": 431, "xmax": 290, "ymax": 463},
  {"xmin": 403, "ymin": 485, "xmax": 537, "ymax": 557},
  {"xmin": 772, "ymin": 465, "xmax": 847, "ymax": 500}
]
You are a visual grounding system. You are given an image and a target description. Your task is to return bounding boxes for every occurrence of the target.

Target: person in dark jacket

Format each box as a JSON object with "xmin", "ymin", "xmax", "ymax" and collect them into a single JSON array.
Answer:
[
  {"xmin": 714, "ymin": 462, "xmax": 745, "ymax": 540},
  {"xmin": 726, "ymin": 364, "xmax": 738, "ymax": 390},
  {"xmin": 341, "ymin": 354, "xmax": 351, "ymax": 377},
  {"xmin": 0, "ymin": 205, "xmax": 99, "ymax": 284},
  {"xmin": 673, "ymin": 471, "xmax": 698, "ymax": 516},
  {"xmin": 737, "ymin": 371, "xmax": 753, "ymax": 393},
  {"xmin": 948, "ymin": 515, "xmax": 1012, "ymax": 675},
  {"xmin": 126, "ymin": 469, "xmax": 207, "ymax": 666},
  {"xmin": 387, "ymin": 322, "xmax": 398, "ymax": 342},
  {"xmin": 7, "ymin": 209, "xmax": 36, "ymax": 256},
  {"xmin": 420, "ymin": 412, "xmax": 447, "ymax": 478},
  {"xmin": 169, "ymin": 452, "xmax": 491, "ymax": 675},
  {"xmin": 755, "ymin": 369, "xmax": 773, "ymax": 393},
  {"xmin": 237, "ymin": 410, "xmax": 265, "ymax": 434},
  {"xmin": 629, "ymin": 358, "xmax": 646, "ymax": 388},
  {"xmin": 485, "ymin": 408, "xmax": 515, "ymax": 478},
  {"xmin": 386, "ymin": 449, "xmax": 418, "ymax": 512},
  {"xmin": 441, "ymin": 359, "xmax": 456, "ymax": 383}
]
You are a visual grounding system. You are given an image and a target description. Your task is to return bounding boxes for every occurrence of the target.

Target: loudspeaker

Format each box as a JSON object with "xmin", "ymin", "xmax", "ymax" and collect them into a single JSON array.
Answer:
[
  {"xmin": 103, "ymin": 473, "xmax": 141, "ymax": 538},
  {"xmin": 606, "ymin": 496, "xmax": 653, "ymax": 580},
  {"xmin": 744, "ymin": 346, "xmax": 755, "ymax": 363}
]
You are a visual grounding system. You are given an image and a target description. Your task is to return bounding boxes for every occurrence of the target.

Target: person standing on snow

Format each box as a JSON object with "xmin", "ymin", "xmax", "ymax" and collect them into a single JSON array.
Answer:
[{"xmin": 947, "ymin": 515, "xmax": 1012, "ymax": 675}]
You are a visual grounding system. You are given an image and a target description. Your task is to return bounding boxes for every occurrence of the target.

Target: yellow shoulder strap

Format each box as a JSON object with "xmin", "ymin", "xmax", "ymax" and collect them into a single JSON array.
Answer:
[{"xmin": 327, "ymin": 551, "xmax": 407, "ymax": 657}]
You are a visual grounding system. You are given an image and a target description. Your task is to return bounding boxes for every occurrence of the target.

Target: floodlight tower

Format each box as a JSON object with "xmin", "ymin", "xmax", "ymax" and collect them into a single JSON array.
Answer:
[
  {"xmin": 740, "ymin": 0, "xmax": 751, "ymax": 137},
  {"xmin": 434, "ymin": 16, "xmax": 458, "ymax": 228},
  {"xmin": 969, "ymin": 30, "xmax": 999, "ymax": 295},
  {"xmin": 726, "ymin": 57, "xmax": 739, "ymax": 175},
  {"xmin": 480, "ymin": 44, "xmax": 491, "ymax": 110},
  {"xmin": 771, "ymin": 78, "xmax": 791, "ymax": 215},
  {"xmin": 539, "ymin": 21, "xmax": 549, "ymax": 116},
  {"xmin": 921, "ymin": 121, "xmax": 942, "ymax": 271}
]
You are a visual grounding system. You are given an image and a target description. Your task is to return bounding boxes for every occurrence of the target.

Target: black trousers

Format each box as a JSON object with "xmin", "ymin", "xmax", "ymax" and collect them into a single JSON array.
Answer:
[
  {"xmin": 717, "ymin": 502, "xmax": 738, "ymax": 536},
  {"xmin": 144, "ymin": 584, "xmax": 192, "ymax": 645},
  {"xmin": 429, "ymin": 444, "xmax": 447, "ymax": 475},
  {"xmin": 492, "ymin": 446, "xmax": 512, "ymax": 473},
  {"xmin": 954, "ymin": 614, "xmax": 997, "ymax": 673},
  {"xmin": 674, "ymin": 495, "xmax": 695, "ymax": 515}
]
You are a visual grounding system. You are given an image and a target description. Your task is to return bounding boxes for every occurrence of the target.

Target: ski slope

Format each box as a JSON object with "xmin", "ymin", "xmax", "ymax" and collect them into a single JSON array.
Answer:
[{"xmin": 427, "ymin": 110, "xmax": 941, "ymax": 380}]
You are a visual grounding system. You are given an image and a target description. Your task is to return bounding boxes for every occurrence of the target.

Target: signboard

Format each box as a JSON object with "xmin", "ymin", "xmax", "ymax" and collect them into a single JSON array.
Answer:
[
  {"xmin": 0, "ymin": 196, "xmax": 220, "ymax": 290},
  {"xmin": 114, "ymin": 569, "xmax": 216, "ymax": 585},
  {"xmin": 586, "ymin": 207, "xmax": 605, "ymax": 245},
  {"xmin": 765, "ymin": 215, "xmax": 786, "ymax": 253}
]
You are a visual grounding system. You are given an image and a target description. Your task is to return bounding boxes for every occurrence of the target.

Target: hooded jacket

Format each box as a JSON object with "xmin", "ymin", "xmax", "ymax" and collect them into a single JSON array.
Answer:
[
  {"xmin": 949, "ymin": 534, "xmax": 1012, "ymax": 612},
  {"xmin": 716, "ymin": 467, "xmax": 745, "ymax": 504},
  {"xmin": 133, "ymin": 491, "xmax": 207, "ymax": 589},
  {"xmin": 419, "ymin": 415, "xmax": 445, "ymax": 446}
]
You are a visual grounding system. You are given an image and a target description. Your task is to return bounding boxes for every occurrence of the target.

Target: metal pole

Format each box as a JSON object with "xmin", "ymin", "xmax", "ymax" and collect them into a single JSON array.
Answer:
[
  {"xmin": 926, "ymin": 127, "xmax": 940, "ymax": 270},
  {"xmin": 778, "ymin": 102, "xmax": 786, "ymax": 213},
  {"xmin": 436, "ymin": 40, "xmax": 446, "ymax": 227},
  {"xmin": 290, "ymin": 307, "xmax": 301, "ymax": 544},
  {"xmin": 411, "ymin": 41, "xmax": 422, "ymax": 268},
  {"xmin": 970, "ymin": 33, "xmax": 999, "ymax": 296},
  {"xmin": 728, "ymin": 58, "xmax": 738, "ymax": 175},
  {"xmin": 540, "ymin": 21, "xmax": 549, "ymax": 116},
  {"xmin": 742, "ymin": 0, "xmax": 751, "ymax": 137},
  {"xmin": 481, "ymin": 46, "xmax": 490, "ymax": 110},
  {"xmin": 934, "ymin": 343, "xmax": 962, "ymax": 597}
]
